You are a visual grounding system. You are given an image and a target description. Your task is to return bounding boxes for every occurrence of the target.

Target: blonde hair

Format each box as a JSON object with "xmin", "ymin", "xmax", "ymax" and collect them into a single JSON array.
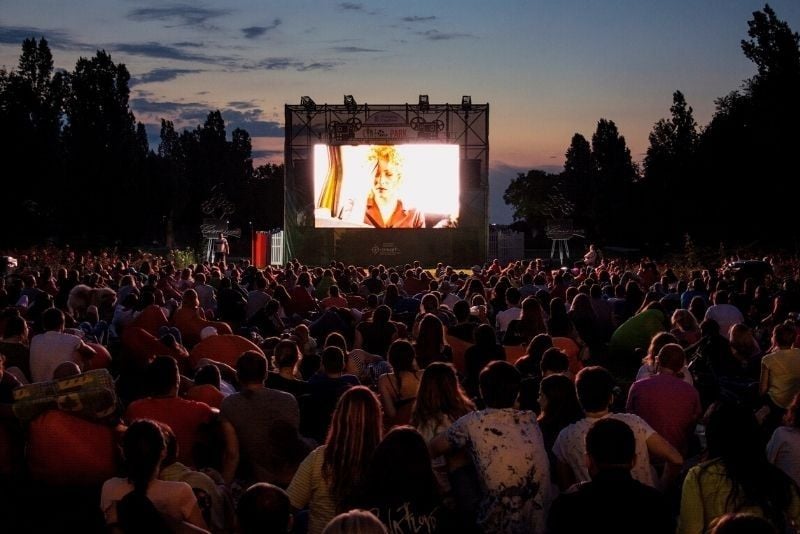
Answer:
[
  {"xmin": 368, "ymin": 145, "xmax": 402, "ymax": 167},
  {"xmin": 322, "ymin": 510, "xmax": 387, "ymax": 534}
]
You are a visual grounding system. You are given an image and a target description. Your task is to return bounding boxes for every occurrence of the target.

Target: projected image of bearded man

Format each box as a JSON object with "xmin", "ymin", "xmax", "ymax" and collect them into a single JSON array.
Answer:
[{"xmin": 363, "ymin": 146, "xmax": 425, "ymax": 228}]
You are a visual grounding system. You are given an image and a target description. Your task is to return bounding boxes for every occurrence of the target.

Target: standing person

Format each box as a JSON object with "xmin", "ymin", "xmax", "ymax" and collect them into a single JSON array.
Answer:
[
  {"xmin": 583, "ymin": 244, "xmax": 601, "ymax": 268},
  {"xmin": 430, "ymin": 361, "xmax": 551, "ymax": 533},
  {"xmin": 213, "ymin": 233, "xmax": 230, "ymax": 264},
  {"xmin": 363, "ymin": 146, "xmax": 425, "ymax": 228}
]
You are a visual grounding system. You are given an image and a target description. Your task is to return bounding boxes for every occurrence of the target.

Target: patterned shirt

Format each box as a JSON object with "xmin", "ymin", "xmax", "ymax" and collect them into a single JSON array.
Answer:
[{"xmin": 446, "ymin": 408, "xmax": 550, "ymax": 533}]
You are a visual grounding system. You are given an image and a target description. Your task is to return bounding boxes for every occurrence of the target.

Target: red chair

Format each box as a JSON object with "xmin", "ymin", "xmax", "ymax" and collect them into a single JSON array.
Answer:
[
  {"xmin": 503, "ymin": 344, "xmax": 527, "ymax": 363},
  {"xmin": 189, "ymin": 334, "xmax": 264, "ymax": 369},
  {"xmin": 445, "ymin": 334, "xmax": 472, "ymax": 374}
]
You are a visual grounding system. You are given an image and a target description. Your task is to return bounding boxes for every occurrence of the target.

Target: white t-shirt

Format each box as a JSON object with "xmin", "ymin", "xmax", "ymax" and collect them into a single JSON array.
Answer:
[
  {"xmin": 495, "ymin": 306, "xmax": 522, "ymax": 335},
  {"xmin": 552, "ymin": 412, "xmax": 657, "ymax": 487},
  {"xmin": 704, "ymin": 303, "xmax": 744, "ymax": 339},
  {"xmin": 29, "ymin": 330, "xmax": 83, "ymax": 383},
  {"xmin": 767, "ymin": 426, "xmax": 800, "ymax": 488}
]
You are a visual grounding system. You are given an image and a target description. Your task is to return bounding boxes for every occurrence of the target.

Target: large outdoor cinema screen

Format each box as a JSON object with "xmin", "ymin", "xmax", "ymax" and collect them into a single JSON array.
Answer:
[{"xmin": 313, "ymin": 144, "xmax": 460, "ymax": 229}]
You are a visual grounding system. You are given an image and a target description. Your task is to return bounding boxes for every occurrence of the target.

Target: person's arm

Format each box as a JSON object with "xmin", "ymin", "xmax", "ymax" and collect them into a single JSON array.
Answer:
[
  {"xmin": 286, "ymin": 449, "xmax": 316, "ymax": 511},
  {"xmin": 353, "ymin": 327, "xmax": 364, "ymax": 350},
  {"xmin": 76, "ymin": 340, "xmax": 97, "ymax": 359},
  {"xmin": 220, "ymin": 418, "xmax": 240, "ymax": 485},
  {"xmin": 378, "ymin": 374, "xmax": 397, "ymax": 419},
  {"xmin": 412, "ymin": 316, "xmax": 422, "ymax": 340},
  {"xmin": 625, "ymin": 385, "xmax": 636, "ymax": 414},
  {"xmin": 766, "ymin": 429, "xmax": 782, "ymax": 465},
  {"xmin": 554, "ymin": 458, "xmax": 577, "ymax": 492},
  {"xmin": 646, "ymin": 432, "xmax": 684, "ymax": 490},
  {"xmin": 759, "ymin": 361, "xmax": 770, "ymax": 397}
]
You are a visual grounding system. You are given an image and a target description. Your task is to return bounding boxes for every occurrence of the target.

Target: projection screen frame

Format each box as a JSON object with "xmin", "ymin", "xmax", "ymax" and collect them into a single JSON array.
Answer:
[{"xmin": 284, "ymin": 102, "xmax": 489, "ymax": 266}]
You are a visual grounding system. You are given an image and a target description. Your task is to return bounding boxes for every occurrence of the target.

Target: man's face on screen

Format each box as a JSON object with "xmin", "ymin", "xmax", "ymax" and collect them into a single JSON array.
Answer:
[{"xmin": 372, "ymin": 158, "xmax": 402, "ymax": 203}]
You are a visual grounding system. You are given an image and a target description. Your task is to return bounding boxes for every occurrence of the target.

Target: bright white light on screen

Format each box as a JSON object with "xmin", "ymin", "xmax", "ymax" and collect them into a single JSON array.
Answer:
[{"xmin": 313, "ymin": 144, "xmax": 460, "ymax": 228}]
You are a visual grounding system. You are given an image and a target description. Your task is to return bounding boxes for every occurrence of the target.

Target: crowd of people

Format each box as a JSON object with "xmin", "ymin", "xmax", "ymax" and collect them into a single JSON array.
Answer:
[{"xmin": 1, "ymin": 245, "xmax": 800, "ymax": 533}]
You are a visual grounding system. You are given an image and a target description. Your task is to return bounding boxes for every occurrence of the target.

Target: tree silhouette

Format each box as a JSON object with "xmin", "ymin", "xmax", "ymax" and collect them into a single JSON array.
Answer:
[
  {"xmin": 61, "ymin": 50, "xmax": 148, "ymax": 243},
  {"xmin": 590, "ymin": 119, "xmax": 638, "ymax": 242},
  {"xmin": 0, "ymin": 38, "xmax": 65, "ymax": 244},
  {"xmin": 696, "ymin": 4, "xmax": 800, "ymax": 244},
  {"xmin": 562, "ymin": 133, "xmax": 595, "ymax": 232},
  {"xmin": 642, "ymin": 90, "xmax": 699, "ymax": 247}
]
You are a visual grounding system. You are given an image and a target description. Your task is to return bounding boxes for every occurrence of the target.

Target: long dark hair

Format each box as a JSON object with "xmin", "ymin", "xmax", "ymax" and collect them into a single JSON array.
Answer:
[
  {"xmin": 360, "ymin": 426, "xmax": 440, "ymax": 510},
  {"xmin": 547, "ymin": 297, "xmax": 574, "ymax": 337},
  {"xmin": 123, "ymin": 419, "xmax": 166, "ymax": 493},
  {"xmin": 411, "ymin": 362, "xmax": 474, "ymax": 428},
  {"xmin": 538, "ymin": 374, "xmax": 584, "ymax": 428},
  {"xmin": 702, "ymin": 401, "xmax": 793, "ymax": 529},
  {"xmin": 387, "ymin": 339, "xmax": 416, "ymax": 398},
  {"xmin": 117, "ymin": 419, "xmax": 171, "ymax": 534},
  {"xmin": 414, "ymin": 314, "xmax": 447, "ymax": 369}
]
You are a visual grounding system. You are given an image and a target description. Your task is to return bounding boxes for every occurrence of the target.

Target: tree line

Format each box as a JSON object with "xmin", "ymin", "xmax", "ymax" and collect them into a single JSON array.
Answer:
[
  {"xmin": 0, "ymin": 39, "xmax": 284, "ymax": 250},
  {"xmin": 503, "ymin": 4, "xmax": 800, "ymax": 252}
]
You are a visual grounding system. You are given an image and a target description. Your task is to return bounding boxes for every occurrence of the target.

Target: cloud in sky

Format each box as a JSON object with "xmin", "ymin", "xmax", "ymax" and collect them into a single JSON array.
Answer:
[
  {"xmin": 402, "ymin": 16, "xmax": 437, "ymax": 23},
  {"xmin": 339, "ymin": 3, "xmax": 364, "ymax": 11},
  {"xmin": 252, "ymin": 148, "xmax": 283, "ymax": 160},
  {"xmin": 113, "ymin": 42, "xmax": 229, "ymax": 63},
  {"xmin": 132, "ymin": 67, "xmax": 204, "ymax": 85},
  {"xmin": 416, "ymin": 29, "xmax": 473, "ymax": 41},
  {"xmin": 0, "ymin": 26, "xmax": 74, "ymax": 46},
  {"xmin": 330, "ymin": 46, "xmax": 383, "ymax": 53},
  {"xmin": 126, "ymin": 4, "xmax": 232, "ymax": 28},
  {"xmin": 256, "ymin": 57, "xmax": 338, "ymax": 71},
  {"xmin": 241, "ymin": 18, "xmax": 281, "ymax": 39},
  {"xmin": 133, "ymin": 95, "xmax": 283, "ymax": 154}
]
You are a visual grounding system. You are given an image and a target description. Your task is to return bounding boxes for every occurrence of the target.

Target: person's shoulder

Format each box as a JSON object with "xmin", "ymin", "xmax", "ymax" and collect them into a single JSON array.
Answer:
[
  {"xmin": 101, "ymin": 476, "xmax": 129, "ymax": 494},
  {"xmin": 609, "ymin": 412, "xmax": 649, "ymax": 427},
  {"xmin": 771, "ymin": 426, "xmax": 798, "ymax": 442},
  {"xmin": 266, "ymin": 386, "xmax": 300, "ymax": 403},
  {"xmin": 153, "ymin": 477, "xmax": 194, "ymax": 492},
  {"xmin": 555, "ymin": 418, "xmax": 589, "ymax": 442},
  {"xmin": 761, "ymin": 351, "xmax": 777, "ymax": 364}
]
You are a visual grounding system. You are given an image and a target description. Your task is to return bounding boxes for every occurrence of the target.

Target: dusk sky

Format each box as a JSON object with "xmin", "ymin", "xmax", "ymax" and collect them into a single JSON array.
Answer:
[{"xmin": 2, "ymin": 1, "xmax": 799, "ymax": 223}]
